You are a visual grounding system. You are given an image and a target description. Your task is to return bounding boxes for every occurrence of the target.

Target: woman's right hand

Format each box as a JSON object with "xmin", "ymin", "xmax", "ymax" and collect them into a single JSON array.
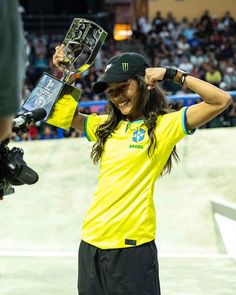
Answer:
[{"xmin": 52, "ymin": 44, "xmax": 66, "ymax": 72}]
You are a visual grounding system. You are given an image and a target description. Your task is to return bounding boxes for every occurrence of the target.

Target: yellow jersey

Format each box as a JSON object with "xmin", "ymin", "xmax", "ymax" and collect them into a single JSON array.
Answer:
[{"xmin": 82, "ymin": 107, "xmax": 194, "ymax": 249}]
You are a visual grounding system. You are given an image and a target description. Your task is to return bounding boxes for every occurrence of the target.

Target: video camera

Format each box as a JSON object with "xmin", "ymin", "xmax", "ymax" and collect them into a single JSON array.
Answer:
[{"xmin": 0, "ymin": 108, "xmax": 46, "ymax": 198}]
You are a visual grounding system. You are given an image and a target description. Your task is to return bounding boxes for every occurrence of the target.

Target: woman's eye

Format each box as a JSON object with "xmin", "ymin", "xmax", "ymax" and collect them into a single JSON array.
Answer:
[
  {"xmin": 120, "ymin": 85, "xmax": 128, "ymax": 91},
  {"xmin": 106, "ymin": 84, "xmax": 129, "ymax": 96}
]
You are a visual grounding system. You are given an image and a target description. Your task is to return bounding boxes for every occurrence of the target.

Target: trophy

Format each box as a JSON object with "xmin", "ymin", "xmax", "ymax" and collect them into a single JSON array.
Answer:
[{"xmin": 23, "ymin": 18, "xmax": 107, "ymax": 130}]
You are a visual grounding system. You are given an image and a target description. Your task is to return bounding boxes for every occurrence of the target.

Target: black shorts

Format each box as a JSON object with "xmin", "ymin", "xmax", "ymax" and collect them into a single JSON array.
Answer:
[{"xmin": 78, "ymin": 240, "xmax": 161, "ymax": 295}]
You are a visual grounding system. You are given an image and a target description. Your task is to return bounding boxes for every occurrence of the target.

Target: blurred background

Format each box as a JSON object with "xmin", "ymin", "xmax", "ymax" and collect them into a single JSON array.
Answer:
[
  {"xmin": 10, "ymin": 0, "xmax": 236, "ymax": 140},
  {"xmin": 1, "ymin": 1, "xmax": 236, "ymax": 294}
]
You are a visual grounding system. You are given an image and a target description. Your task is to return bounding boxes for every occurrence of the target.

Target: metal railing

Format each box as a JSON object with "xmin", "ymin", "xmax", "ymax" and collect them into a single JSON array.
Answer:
[{"xmin": 78, "ymin": 91, "xmax": 236, "ymax": 108}]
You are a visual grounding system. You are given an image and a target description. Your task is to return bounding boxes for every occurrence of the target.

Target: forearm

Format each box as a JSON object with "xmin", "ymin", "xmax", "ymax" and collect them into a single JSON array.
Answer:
[
  {"xmin": 145, "ymin": 66, "xmax": 233, "ymax": 129},
  {"xmin": 184, "ymin": 75, "xmax": 232, "ymax": 107},
  {"xmin": 71, "ymin": 111, "xmax": 87, "ymax": 132}
]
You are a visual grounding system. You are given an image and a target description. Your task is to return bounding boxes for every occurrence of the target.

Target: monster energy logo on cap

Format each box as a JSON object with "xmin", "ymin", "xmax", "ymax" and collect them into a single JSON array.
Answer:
[
  {"xmin": 93, "ymin": 53, "xmax": 150, "ymax": 94},
  {"xmin": 122, "ymin": 63, "xmax": 129, "ymax": 72}
]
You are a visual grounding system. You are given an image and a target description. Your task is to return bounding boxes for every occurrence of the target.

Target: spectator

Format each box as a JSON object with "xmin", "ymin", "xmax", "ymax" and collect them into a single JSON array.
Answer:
[
  {"xmin": 152, "ymin": 11, "xmax": 164, "ymax": 32},
  {"xmin": 182, "ymin": 22, "xmax": 196, "ymax": 41},
  {"xmin": 221, "ymin": 66, "xmax": 236, "ymax": 90},
  {"xmin": 138, "ymin": 16, "xmax": 151, "ymax": 35},
  {"xmin": 28, "ymin": 124, "xmax": 39, "ymax": 140},
  {"xmin": 204, "ymin": 64, "xmax": 222, "ymax": 86},
  {"xmin": 176, "ymin": 35, "xmax": 190, "ymax": 55},
  {"xmin": 14, "ymin": 9, "xmax": 236, "ymax": 141},
  {"xmin": 179, "ymin": 56, "xmax": 193, "ymax": 72},
  {"xmin": 190, "ymin": 47, "xmax": 205, "ymax": 66},
  {"xmin": 40, "ymin": 125, "xmax": 56, "ymax": 140}
]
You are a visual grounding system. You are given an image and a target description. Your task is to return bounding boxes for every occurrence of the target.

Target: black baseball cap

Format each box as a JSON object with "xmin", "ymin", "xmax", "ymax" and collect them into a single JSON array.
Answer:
[{"xmin": 92, "ymin": 52, "xmax": 150, "ymax": 94}]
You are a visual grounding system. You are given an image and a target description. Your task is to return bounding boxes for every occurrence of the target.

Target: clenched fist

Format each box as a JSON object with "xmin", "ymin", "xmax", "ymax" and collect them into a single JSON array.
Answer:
[
  {"xmin": 145, "ymin": 67, "xmax": 166, "ymax": 90},
  {"xmin": 52, "ymin": 44, "xmax": 67, "ymax": 72}
]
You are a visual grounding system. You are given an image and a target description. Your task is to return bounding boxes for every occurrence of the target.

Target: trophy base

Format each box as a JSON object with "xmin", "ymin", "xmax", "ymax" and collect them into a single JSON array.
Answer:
[{"xmin": 23, "ymin": 73, "xmax": 81, "ymax": 130}]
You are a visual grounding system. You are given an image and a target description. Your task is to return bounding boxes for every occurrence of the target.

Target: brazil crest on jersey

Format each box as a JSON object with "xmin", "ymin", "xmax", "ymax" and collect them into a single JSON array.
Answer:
[{"xmin": 82, "ymin": 107, "xmax": 194, "ymax": 249}]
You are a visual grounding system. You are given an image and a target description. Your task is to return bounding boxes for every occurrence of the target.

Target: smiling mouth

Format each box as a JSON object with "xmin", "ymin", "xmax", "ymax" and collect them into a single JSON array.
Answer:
[{"xmin": 117, "ymin": 100, "xmax": 130, "ymax": 107}]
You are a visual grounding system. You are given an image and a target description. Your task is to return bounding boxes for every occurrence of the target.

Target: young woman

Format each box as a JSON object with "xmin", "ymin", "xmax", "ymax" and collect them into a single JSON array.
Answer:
[{"xmin": 53, "ymin": 46, "xmax": 231, "ymax": 295}]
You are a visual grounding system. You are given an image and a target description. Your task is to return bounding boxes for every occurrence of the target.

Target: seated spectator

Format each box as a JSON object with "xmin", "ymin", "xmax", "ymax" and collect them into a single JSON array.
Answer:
[
  {"xmin": 179, "ymin": 56, "xmax": 193, "ymax": 72},
  {"xmin": 220, "ymin": 11, "xmax": 235, "ymax": 31},
  {"xmin": 209, "ymin": 29, "xmax": 224, "ymax": 47},
  {"xmin": 138, "ymin": 16, "xmax": 151, "ymax": 35},
  {"xmin": 190, "ymin": 48, "xmax": 206, "ymax": 66},
  {"xmin": 40, "ymin": 125, "xmax": 56, "ymax": 140},
  {"xmin": 190, "ymin": 65, "xmax": 201, "ymax": 79},
  {"xmin": 33, "ymin": 35, "xmax": 48, "ymax": 56},
  {"xmin": 204, "ymin": 64, "xmax": 222, "ymax": 86},
  {"xmin": 152, "ymin": 11, "xmax": 164, "ymax": 32},
  {"xmin": 10, "ymin": 9, "xmax": 236, "ymax": 142},
  {"xmin": 165, "ymin": 11, "xmax": 177, "ymax": 32},
  {"xmin": 176, "ymin": 34, "xmax": 190, "ymax": 55},
  {"xmin": 219, "ymin": 41, "xmax": 234, "ymax": 60},
  {"xmin": 34, "ymin": 52, "xmax": 49, "ymax": 71},
  {"xmin": 199, "ymin": 10, "xmax": 213, "ymax": 35},
  {"xmin": 182, "ymin": 22, "xmax": 196, "ymax": 41},
  {"xmin": 28, "ymin": 125, "xmax": 39, "ymax": 140},
  {"xmin": 221, "ymin": 66, "xmax": 236, "ymax": 90}
]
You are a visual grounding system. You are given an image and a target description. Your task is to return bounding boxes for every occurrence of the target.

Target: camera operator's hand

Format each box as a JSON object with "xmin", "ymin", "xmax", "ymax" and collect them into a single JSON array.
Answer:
[{"xmin": 53, "ymin": 44, "xmax": 67, "ymax": 72}]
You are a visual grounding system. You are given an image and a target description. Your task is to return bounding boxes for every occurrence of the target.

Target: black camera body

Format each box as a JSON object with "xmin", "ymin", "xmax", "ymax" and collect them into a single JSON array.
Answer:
[
  {"xmin": 0, "ymin": 108, "xmax": 46, "ymax": 198},
  {"xmin": 0, "ymin": 139, "xmax": 38, "ymax": 197}
]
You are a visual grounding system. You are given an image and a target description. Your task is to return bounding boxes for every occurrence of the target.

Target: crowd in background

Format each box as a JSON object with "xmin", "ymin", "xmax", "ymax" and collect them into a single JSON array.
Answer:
[{"xmin": 14, "ymin": 10, "xmax": 236, "ymax": 141}]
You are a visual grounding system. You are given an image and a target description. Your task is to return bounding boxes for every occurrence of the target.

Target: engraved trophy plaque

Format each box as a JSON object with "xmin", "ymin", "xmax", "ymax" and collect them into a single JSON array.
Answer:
[{"xmin": 23, "ymin": 18, "xmax": 107, "ymax": 130}]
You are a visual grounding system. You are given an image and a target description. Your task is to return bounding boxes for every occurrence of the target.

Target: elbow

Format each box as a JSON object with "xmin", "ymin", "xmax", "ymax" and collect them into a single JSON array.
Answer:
[
  {"xmin": 219, "ymin": 93, "xmax": 233, "ymax": 110},
  {"xmin": 224, "ymin": 94, "xmax": 233, "ymax": 108}
]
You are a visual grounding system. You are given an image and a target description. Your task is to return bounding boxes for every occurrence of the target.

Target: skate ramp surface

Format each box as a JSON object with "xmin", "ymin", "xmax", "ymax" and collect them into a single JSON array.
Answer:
[
  {"xmin": 1, "ymin": 127, "xmax": 235, "ymax": 253},
  {"xmin": 0, "ymin": 127, "xmax": 236, "ymax": 295}
]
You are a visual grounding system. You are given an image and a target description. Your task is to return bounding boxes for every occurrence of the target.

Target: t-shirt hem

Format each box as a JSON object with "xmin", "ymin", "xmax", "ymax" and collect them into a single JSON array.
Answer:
[{"xmin": 81, "ymin": 237, "xmax": 156, "ymax": 249}]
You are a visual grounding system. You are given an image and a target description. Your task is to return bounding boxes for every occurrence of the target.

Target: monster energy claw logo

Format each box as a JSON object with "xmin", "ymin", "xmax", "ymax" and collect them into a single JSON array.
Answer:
[{"xmin": 122, "ymin": 63, "xmax": 129, "ymax": 72}]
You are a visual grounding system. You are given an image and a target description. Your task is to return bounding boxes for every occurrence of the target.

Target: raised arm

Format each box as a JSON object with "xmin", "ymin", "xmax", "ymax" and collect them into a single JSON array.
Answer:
[
  {"xmin": 53, "ymin": 44, "xmax": 86, "ymax": 132},
  {"xmin": 145, "ymin": 67, "xmax": 232, "ymax": 129},
  {"xmin": 183, "ymin": 76, "xmax": 232, "ymax": 129}
]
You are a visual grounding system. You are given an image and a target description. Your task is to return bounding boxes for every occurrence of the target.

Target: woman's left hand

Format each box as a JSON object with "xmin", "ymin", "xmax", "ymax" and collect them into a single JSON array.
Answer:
[{"xmin": 145, "ymin": 67, "xmax": 166, "ymax": 90}]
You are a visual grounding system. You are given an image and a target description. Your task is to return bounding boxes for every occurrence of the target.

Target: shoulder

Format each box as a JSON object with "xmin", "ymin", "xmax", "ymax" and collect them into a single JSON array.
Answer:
[
  {"xmin": 86, "ymin": 114, "xmax": 109, "ymax": 126},
  {"xmin": 84, "ymin": 114, "xmax": 109, "ymax": 141},
  {"xmin": 157, "ymin": 108, "xmax": 184, "ymax": 125},
  {"xmin": 156, "ymin": 107, "xmax": 194, "ymax": 136}
]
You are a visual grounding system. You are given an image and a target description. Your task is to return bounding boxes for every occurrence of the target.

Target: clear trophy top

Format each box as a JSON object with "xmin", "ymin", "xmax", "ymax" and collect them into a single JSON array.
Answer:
[{"xmin": 62, "ymin": 18, "xmax": 107, "ymax": 82}]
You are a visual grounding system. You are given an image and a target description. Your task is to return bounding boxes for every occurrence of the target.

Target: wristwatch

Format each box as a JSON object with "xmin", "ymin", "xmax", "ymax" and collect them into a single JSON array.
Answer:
[
  {"xmin": 174, "ymin": 68, "xmax": 188, "ymax": 86},
  {"xmin": 163, "ymin": 67, "xmax": 189, "ymax": 86}
]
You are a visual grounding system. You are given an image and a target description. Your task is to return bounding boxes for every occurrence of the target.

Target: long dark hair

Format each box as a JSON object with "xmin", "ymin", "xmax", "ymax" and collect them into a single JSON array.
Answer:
[{"xmin": 91, "ymin": 75, "xmax": 179, "ymax": 175}]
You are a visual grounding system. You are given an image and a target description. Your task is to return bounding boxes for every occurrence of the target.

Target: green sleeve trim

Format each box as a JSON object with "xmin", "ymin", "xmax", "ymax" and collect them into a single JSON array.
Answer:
[
  {"xmin": 181, "ymin": 107, "xmax": 195, "ymax": 135},
  {"xmin": 84, "ymin": 116, "xmax": 92, "ymax": 141}
]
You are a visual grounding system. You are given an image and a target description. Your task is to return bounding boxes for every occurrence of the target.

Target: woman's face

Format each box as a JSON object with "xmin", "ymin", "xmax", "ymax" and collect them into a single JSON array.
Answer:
[{"xmin": 105, "ymin": 79, "xmax": 141, "ymax": 121}]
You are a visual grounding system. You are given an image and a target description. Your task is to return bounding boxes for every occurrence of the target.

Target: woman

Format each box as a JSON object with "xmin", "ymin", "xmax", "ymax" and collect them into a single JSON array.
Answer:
[{"xmin": 53, "ymin": 46, "xmax": 231, "ymax": 295}]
